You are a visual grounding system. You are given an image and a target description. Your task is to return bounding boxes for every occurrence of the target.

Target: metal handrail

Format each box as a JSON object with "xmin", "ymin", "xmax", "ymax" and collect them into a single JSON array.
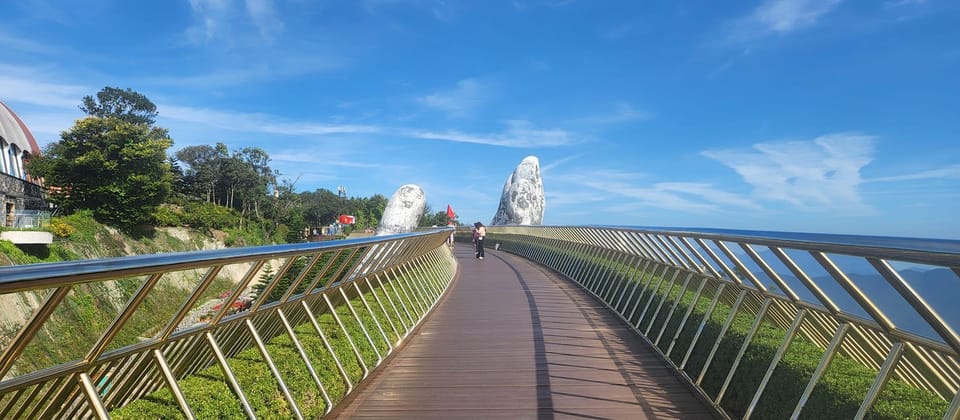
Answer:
[
  {"xmin": 486, "ymin": 225, "xmax": 960, "ymax": 419},
  {"xmin": 0, "ymin": 229, "xmax": 456, "ymax": 418}
]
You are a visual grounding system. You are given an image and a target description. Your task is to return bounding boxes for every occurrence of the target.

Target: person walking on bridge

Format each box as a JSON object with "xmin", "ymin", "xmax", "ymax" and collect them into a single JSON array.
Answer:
[{"xmin": 474, "ymin": 222, "xmax": 486, "ymax": 259}]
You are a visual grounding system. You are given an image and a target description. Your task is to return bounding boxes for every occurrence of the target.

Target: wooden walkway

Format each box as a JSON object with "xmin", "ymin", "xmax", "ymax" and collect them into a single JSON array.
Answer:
[{"xmin": 330, "ymin": 245, "xmax": 718, "ymax": 419}]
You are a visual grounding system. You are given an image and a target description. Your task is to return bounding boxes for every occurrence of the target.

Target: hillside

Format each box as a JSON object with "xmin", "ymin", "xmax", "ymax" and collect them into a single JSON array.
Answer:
[{"xmin": 0, "ymin": 218, "xmax": 236, "ymax": 355}]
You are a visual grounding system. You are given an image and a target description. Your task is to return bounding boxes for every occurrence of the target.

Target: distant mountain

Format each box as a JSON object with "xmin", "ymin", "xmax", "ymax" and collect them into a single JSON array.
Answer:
[{"xmin": 747, "ymin": 265, "xmax": 958, "ymax": 342}]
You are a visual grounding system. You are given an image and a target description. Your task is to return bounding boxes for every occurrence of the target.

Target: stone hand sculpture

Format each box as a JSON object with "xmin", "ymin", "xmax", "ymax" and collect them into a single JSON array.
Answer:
[
  {"xmin": 376, "ymin": 184, "xmax": 426, "ymax": 236},
  {"xmin": 491, "ymin": 156, "xmax": 544, "ymax": 226}
]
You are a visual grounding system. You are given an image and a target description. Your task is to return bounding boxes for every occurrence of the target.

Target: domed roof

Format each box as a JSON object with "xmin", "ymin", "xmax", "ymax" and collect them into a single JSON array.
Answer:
[{"xmin": 0, "ymin": 100, "xmax": 41, "ymax": 155}]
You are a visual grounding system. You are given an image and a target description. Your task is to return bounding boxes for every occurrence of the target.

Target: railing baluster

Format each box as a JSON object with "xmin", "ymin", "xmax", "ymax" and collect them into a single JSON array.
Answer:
[
  {"xmin": 276, "ymin": 308, "xmax": 333, "ymax": 413},
  {"xmin": 339, "ymin": 287, "xmax": 382, "ymax": 365},
  {"xmin": 716, "ymin": 297, "xmax": 773, "ymax": 404},
  {"xmin": 322, "ymin": 292, "xmax": 368, "ymax": 378},
  {"xmin": 791, "ymin": 323, "xmax": 851, "ymax": 419},
  {"xmin": 744, "ymin": 308, "xmax": 807, "ymax": 419},
  {"xmin": 153, "ymin": 348, "xmax": 196, "ymax": 420},
  {"xmin": 855, "ymin": 342, "xmax": 906, "ymax": 419},
  {"xmin": 697, "ymin": 289, "xmax": 747, "ymax": 385},
  {"xmin": 666, "ymin": 275, "xmax": 709, "ymax": 358},
  {"xmin": 681, "ymin": 282, "xmax": 726, "ymax": 370},
  {"xmin": 302, "ymin": 300, "xmax": 353, "ymax": 393},
  {"xmin": 654, "ymin": 272, "xmax": 695, "ymax": 346},
  {"xmin": 245, "ymin": 319, "xmax": 304, "ymax": 419},
  {"xmin": 205, "ymin": 332, "xmax": 256, "ymax": 419},
  {"xmin": 354, "ymin": 282, "xmax": 392, "ymax": 355}
]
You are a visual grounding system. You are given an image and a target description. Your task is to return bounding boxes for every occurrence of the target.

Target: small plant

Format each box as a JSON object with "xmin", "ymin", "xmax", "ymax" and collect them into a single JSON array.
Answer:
[{"xmin": 48, "ymin": 219, "xmax": 77, "ymax": 238}]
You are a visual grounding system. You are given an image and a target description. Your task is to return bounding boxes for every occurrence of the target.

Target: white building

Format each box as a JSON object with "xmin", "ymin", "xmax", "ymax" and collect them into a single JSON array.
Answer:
[{"xmin": 0, "ymin": 100, "xmax": 46, "ymax": 228}]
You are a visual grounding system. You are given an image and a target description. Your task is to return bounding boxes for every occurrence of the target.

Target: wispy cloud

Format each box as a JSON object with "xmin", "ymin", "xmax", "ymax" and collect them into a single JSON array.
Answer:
[
  {"xmin": 753, "ymin": 0, "xmax": 841, "ymax": 34},
  {"xmin": 245, "ymin": 0, "xmax": 284, "ymax": 42},
  {"xmin": 161, "ymin": 104, "xmax": 381, "ymax": 135},
  {"xmin": 884, "ymin": 0, "xmax": 926, "ymax": 8},
  {"xmin": 145, "ymin": 50, "xmax": 344, "ymax": 88},
  {"xmin": 702, "ymin": 133, "xmax": 874, "ymax": 209},
  {"xmin": 161, "ymin": 104, "xmax": 576, "ymax": 148},
  {"xmin": 403, "ymin": 120, "xmax": 577, "ymax": 147},
  {"xmin": 361, "ymin": 0, "xmax": 459, "ymax": 22},
  {"xmin": 552, "ymin": 169, "xmax": 758, "ymax": 214},
  {"xmin": 569, "ymin": 102, "xmax": 650, "ymax": 125},
  {"xmin": 0, "ymin": 68, "xmax": 90, "ymax": 108},
  {"xmin": 186, "ymin": 0, "xmax": 285, "ymax": 45},
  {"xmin": 541, "ymin": 155, "xmax": 581, "ymax": 174},
  {"xmin": 0, "ymin": 31, "xmax": 60, "ymax": 55},
  {"xmin": 418, "ymin": 78, "xmax": 492, "ymax": 117},
  {"xmin": 868, "ymin": 164, "xmax": 960, "ymax": 182},
  {"xmin": 728, "ymin": 0, "xmax": 842, "ymax": 41}
]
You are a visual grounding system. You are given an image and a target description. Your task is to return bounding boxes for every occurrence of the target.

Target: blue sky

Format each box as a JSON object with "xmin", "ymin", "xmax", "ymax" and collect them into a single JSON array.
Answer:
[{"xmin": 2, "ymin": 0, "xmax": 958, "ymax": 238}]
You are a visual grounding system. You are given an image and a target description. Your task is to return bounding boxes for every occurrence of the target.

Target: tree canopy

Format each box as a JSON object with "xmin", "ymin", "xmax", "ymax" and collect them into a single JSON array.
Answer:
[
  {"xmin": 26, "ymin": 86, "xmax": 409, "ymax": 239},
  {"xmin": 28, "ymin": 94, "xmax": 174, "ymax": 228},
  {"xmin": 79, "ymin": 86, "xmax": 158, "ymax": 126}
]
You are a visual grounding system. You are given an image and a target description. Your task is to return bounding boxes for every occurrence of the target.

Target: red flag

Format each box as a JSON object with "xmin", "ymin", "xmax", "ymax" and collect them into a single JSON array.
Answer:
[
  {"xmin": 338, "ymin": 214, "xmax": 355, "ymax": 224},
  {"xmin": 446, "ymin": 204, "xmax": 456, "ymax": 220}
]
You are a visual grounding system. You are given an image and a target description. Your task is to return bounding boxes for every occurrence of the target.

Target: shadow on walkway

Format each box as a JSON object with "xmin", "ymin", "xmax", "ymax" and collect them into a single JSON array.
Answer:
[{"xmin": 330, "ymin": 244, "xmax": 717, "ymax": 419}]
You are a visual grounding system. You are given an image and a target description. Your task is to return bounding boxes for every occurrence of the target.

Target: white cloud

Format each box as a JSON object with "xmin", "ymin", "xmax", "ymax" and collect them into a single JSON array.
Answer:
[
  {"xmin": 405, "ymin": 120, "xmax": 577, "ymax": 147},
  {"xmin": 0, "ymin": 70, "xmax": 89, "ymax": 109},
  {"xmin": 418, "ymin": 78, "xmax": 492, "ymax": 117},
  {"xmin": 160, "ymin": 104, "xmax": 381, "ymax": 135},
  {"xmin": 0, "ymin": 31, "xmax": 60, "ymax": 55},
  {"xmin": 868, "ymin": 164, "xmax": 960, "ymax": 182},
  {"xmin": 551, "ymin": 169, "xmax": 758, "ymax": 214},
  {"xmin": 752, "ymin": 0, "xmax": 841, "ymax": 34},
  {"xmin": 702, "ymin": 133, "xmax": 874, "ymax": 208},
  {"xmin": 161, "ymin": 104, "xmax": 576, "ymax": 148},
  {"xmin": 245, "ymin": 0, "xmax": 284, "ymax": 42},
  {"xmin": 727, "ymin": 0, "xmax": 842, "ymax": 42},
  {"xmin": 541, "ymin": 155, "xmax": 580, "ymax": 174},
  {"xmin": 569, "ymin": 102, "xmax": 650, "ymax": 125},
  {"xmin": 186, "ymin": 0, "xmax": 285, "ymax": 45},
  {"xmin": 884, "ymin": 0, "xmax": 926, "ymax": 8}
]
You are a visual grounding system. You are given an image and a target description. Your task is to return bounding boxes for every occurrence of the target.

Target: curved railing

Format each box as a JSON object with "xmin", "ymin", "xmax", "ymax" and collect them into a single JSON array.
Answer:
[
  {"xmin": 0, "ymin": 229, "xmax": 456, "ymax": 418},
  {"xmin": 484, "ymin": 225, "xmax": 960, "ymax": 419}
]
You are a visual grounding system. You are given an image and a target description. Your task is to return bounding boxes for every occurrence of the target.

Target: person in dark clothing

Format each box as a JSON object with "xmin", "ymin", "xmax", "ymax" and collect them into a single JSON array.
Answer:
[{"xmin": 474, "ymin": 222, "xmax": 486, "ymax": 259}]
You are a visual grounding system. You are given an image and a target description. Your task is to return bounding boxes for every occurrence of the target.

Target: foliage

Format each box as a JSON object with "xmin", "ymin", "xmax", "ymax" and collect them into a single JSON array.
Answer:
[
  {"xmin": 47, "ymin": 218, "xmax": 76, "ymax": 238},
  {"xmin": 182, "ymin": 201, "xmax": 238, "ymax": 231},
  {"xmin": 174, "ymin": 143, "xmax": 277, "ymax": 228},
  {"xmin": 110, "ymin": 271, "xmax": 433, "ymax": 419},
  {"xmin": 418, "ymin": 204, "xmax": 453, "ymax": 227},
  {"xmin": 251, "ymin": 250, "xmax": 363, "ymax": 304},
  {"xmin": 27, "ymin": 88, "xmax": 174, "ymax": 229},
  {"xmin": 79, "ymin": 86, "xmax": 158, "ymax": 126},
  {"xmin": 152, "ymin": 204, "xmax": 183, "ymax": 227},
  {"xmin": 300, "ymin": 190, "xmax": 387, "ymax": 231}
]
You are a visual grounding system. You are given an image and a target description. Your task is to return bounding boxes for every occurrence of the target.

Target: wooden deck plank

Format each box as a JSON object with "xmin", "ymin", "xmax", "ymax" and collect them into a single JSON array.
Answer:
[{"xmin": 329, "ymin": 244, "xmax": 718, "ymax": 419}]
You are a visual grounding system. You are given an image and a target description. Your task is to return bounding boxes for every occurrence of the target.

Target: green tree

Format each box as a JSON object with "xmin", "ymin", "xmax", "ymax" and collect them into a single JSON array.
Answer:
[
  {"xmin": 418, "ymin": 204, "xmax": 450, "ymax": 227},
  {"xmin": 175, "ymin": 144, "xmax": 226, "ymax": 203},
  {"xmin": 80, "ymin": 86, "xmax": 158, "ymax": 126},
  {"xmin": 301, "ymin": 188, "xmax": 341, "ymax": 227},
  {"xmin": 27, "ymin": 88, "xmax": 173, "ymax": 229}
]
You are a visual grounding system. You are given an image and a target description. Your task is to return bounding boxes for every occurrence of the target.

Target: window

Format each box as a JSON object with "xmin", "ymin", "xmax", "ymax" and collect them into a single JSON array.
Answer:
[
  {"xmin": 0, "ymin": 137, "xmax": 8, "ymax": 175},
  {"xmin": 8, "ymin": 143, "xmax": 21, "ymax": 178}
]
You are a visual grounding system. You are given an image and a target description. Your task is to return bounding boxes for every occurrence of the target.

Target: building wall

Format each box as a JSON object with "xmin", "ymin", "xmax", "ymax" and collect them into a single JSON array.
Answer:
[{"xmin": 0, "ymin": 101, "xmax": 47, "ymax": 226}]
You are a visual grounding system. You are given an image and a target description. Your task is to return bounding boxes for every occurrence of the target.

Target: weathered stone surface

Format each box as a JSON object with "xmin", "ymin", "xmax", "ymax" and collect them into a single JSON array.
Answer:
[
  {"xmin": 491, "ymin": 156, "xmax": 544, "ymax": 226},
  {"xmin": 376, "ymin": 184, "xmax": 427, "ymax": 236}
]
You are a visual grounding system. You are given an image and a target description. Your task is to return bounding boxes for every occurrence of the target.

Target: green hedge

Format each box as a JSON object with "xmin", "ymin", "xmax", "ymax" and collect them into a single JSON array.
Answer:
[{"xmin": 110, "ymin": 270, "xmax": 432, "ymax": 418}]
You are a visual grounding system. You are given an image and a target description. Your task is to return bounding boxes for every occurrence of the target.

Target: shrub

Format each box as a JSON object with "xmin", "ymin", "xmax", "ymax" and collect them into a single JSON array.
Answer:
[
  {"xmin": 48, "ymin": 219, "xmax": 76, "ymax": 238},
  {"xmin": 153, "ymin": 204, "xmax": 183, "ymax": 227},
  {"xmin": 182, "ymin": 202, "xmax": 237, "ymax": 231}
]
